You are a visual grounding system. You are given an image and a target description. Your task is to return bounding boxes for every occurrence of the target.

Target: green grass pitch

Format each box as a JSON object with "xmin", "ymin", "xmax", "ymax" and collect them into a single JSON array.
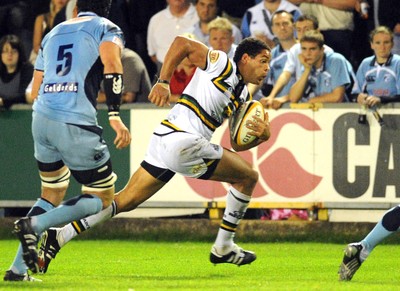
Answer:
[{"xmin": 0, "ymin": 240, "xmax": 398, "ymax": 290}]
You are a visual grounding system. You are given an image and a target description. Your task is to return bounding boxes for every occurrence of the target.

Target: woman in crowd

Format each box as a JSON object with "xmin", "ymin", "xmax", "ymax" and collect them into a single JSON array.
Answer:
[
  {"xmin": 30, "ymin": 0, "xmax": 69, "ymax": 64},
  {"xmin": 0, "ymin": 34, "xmax": 33, "ymax": 109},
  {"xmin": 353, "ymin": 26, "xmax": 400, "ymax": 108}
]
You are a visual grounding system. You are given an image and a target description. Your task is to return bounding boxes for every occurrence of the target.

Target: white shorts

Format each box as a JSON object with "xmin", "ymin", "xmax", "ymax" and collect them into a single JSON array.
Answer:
[{"xmin": 143, "ymin": 123, "xmax": 223, "ymax": 180}]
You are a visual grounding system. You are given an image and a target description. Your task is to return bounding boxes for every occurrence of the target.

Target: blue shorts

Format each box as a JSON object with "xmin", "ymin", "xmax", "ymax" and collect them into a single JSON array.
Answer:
[{"xmin": 32, "ymin": 111, "xmax": 110, "ymax": 171}]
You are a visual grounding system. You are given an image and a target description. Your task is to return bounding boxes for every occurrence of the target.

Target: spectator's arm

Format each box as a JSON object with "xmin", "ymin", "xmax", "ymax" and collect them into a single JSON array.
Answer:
[
  {"xmin": 315, "ymin": 0, "xmax": 356, "ymax": 11},
  {"xmin": 267, "ymin": 71, "xmax": 292, "ymax": 100},
  {"xmin": 122, "ymin": 92, "xmax": 137, "ymax": 103},
  {"xmin": 150, "ymin": 55, "xmax": 158, "ymax": 64},
  {"xmin": 289, "ymin": 67, "xmax": 311, "ymax": 103},
  {"xmin": 380, "ymin": 95, "xmax": 400, "ymax": 104},
  {"xmin": 247, "ymin": 83, "xmax": 262, "ymax": 97},
  {"xmin": 309, "ymin": 85, "xmax": 346, "ymax": 103},
  {"xmin": 32, "ymin": 15, "xmax": 44, "ymax": 54}
]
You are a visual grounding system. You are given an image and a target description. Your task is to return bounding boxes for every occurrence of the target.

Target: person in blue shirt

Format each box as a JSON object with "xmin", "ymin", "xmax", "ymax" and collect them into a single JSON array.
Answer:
[
  {"xmin": 258, "ymin": 10, "xmax": 297, "ymax": 109},
  {"xmin": 241, "ymin": 0, "xmax": 302, "ymax": 49},
  {"xmin": 4, "ymin": 0, "xmax": 131, "ymax": 282},
  {"xmin": 338, "ymin": 27, "xmax": 400, "ymax": 281},
  {"xmin": 352, "ymin": 26, "xmax": 400, "ymax": 108},
  {"xmin": 289, "ymin": 30, "xmax": 351, "ymax": 103}
]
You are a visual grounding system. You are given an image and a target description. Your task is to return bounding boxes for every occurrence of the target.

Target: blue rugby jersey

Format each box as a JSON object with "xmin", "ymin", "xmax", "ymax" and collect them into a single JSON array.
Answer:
[
  {"xmin": 266, "ymin": 44, "xmax": 296, "ymax": 97},
  {"xmin": 352, "ymin": 54, "xmax": 400, "ymax": 103},
  {"xmin": 33, "ymin": 12, "xmax": 124, "ymax": 125},
  {"xmin": 294, "ymin": 52, "xmax": 351, "ymax": 103}
]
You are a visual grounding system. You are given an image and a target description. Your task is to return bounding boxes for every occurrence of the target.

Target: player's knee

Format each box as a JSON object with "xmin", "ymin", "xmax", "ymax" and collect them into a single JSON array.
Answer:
[
  {"xmin": 40, "ymin": 167, "xmax": 71, "ymax": 190},
  {"xmin": 382, "ymin": 206, "xmax": 400, "ymax": 231},
  {"xmin": 81, "ymin": 172, "xmax": 117, "ymax": 192},
  {"xmin": 243, "ymin": 168, "xmax": 259, "ymax": 188},
  {"xmin": 100, "ymin": 193, "xmax": 114, "ymax": 208},
  {"xmin": 81, "ymin": 171, "xmax": 117, "ymax": 207}
]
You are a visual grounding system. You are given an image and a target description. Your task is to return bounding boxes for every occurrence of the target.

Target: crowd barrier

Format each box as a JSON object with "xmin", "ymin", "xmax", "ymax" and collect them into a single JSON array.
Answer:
[{"xmin": 2, "ymin": 103, "xmax": 400, "ymax": 222}]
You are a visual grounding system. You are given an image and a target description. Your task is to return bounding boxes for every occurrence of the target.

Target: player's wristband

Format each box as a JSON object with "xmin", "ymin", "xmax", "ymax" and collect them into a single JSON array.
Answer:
[
  {"xmin": 155, "ymin": 75, "xmax": 170, "ymax": 85},
  {"xmin": 155, "ymin": 75, "xmax": 170, "ymax": 90},
  {"xmin": 104, "ymin": 73, "xmax": 123, "ymax": 112},
  {"xmin": 108, "ymin": 111, "xmax": 121, "ymax": 121}
]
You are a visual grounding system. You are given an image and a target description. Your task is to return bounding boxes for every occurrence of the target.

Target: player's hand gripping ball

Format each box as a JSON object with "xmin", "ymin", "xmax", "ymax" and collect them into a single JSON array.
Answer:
[{"xmin": 229, "ymin": 100, "xmax": 265, "ymax": 146}]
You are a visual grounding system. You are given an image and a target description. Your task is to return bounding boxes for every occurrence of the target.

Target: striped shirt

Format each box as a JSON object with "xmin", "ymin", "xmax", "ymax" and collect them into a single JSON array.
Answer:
[{"xmin": 157, "ymin": 50, "xmax": 250, "ymax": 140}]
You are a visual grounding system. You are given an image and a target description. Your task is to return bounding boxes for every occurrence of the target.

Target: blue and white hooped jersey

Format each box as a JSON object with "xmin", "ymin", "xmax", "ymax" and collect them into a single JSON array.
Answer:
[
  {"xmin": 33, "ymin": 12, "xmax": 124, "ymax": 126},
  {"xmin": 158, "ymin": 50, "xmax": 250, "ymax": 141},
  {"xmin": 266, "ymin": 44, "xmax": 296, "ymax": 97},
  {"xmin": 352, "ymin": 54, "xmax": 400, "ymax": 98}
]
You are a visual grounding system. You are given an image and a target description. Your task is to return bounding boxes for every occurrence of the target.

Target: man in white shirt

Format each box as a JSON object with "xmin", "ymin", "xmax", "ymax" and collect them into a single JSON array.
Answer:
[
  {"xmin": 188, "ymin": 0, "xmax": 242, "ymax": 46},
  {"xmin": 147, "ymin": 0, "xmax": 199, "ymax": 74}
]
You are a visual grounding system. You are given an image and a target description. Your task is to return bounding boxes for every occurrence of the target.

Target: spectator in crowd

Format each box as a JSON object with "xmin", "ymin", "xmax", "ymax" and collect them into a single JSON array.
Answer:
[
  {"xmin": 188, "ymin": 0, "xmax": 242, "ymax": 46},
  {"xmin": 0, "ymin": 1, "xmax": 33, "ymax": 60},
  {"xmin": 241, "ymin": 0, "xmax": 302, "ymax": 48},
  {"xmin": 169, "ymin": 59, "xmax": 197, "ymax": 103},
  {"xmin": 208, "ymin": 17, "xmax": 237, "ymax": 59},
  {"xmin": 98, "ymin": 48, "xmax": 152, "ymax": 104},
  {"xmin": 288, "ymin": 30, "xmax": 351, "ymax": 103},
  {"xmin": 339, "ymin": 207, "xmax": 400, "ymax": 280},
  {"xmin": 0, "ymin": 34, "xmax": 33, "ymax": 109},
  {"xmin": 53, "ymin": 0, "xmax": 77, "ymax": 26},
  {"xmin": 30, "ymin": 0, "xmax": 69, "ymax": 64},
  {"xmin": 352, "ymin": 26, "xmax": 400, "ymax": 109},
  {"xmin": 296, "ymin": 0, "xmax": 357, "ymax": 64},
  {"xmin": 262, "ymin": 14, "xmax": 334, "ymax": 107},
  {"xmin": 255, "ymin": 10, "xmax": 297, "ymax": 108},
  {"xmin": 353, "ymin": 0, "xmax": 400, "ymax": 63},
  {"xmin": 147, "ymin": 0, "xmax": 199, "ymax": 76}
]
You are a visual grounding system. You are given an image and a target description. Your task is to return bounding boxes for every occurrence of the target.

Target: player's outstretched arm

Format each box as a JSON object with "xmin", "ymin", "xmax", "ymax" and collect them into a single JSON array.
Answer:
[{"xmin": 148, "ymin": 36, "xmax": 209, "ymax": 107}]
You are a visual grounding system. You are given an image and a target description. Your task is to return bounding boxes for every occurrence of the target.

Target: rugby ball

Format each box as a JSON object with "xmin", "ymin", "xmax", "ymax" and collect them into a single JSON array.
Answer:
[{"xmin": 229, "ymin": 100, "xmax": 265, "ymax": 146}]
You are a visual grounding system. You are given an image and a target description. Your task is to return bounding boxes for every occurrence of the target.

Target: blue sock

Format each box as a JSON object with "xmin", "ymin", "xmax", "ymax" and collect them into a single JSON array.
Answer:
[
  {"xmin": 362, "ymin": 221, "xmax": 393, "ymax": 252},
  {"xmin": 10, "ymin": 198, "xmax": 54, "ymax": 274},
  {"xmin": 31, "ymin": 194, "xmax": 102, "ymax": 234}
]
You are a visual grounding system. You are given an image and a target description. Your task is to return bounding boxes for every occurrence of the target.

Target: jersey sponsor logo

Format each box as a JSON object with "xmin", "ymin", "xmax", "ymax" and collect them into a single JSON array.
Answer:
[
  {"xmin": 43, "ymin": 82, "xmax": 78, "ymax": 93},
  {"xmin": 210, "ymin": 50, "xmax": 220, "ymax": 63}
]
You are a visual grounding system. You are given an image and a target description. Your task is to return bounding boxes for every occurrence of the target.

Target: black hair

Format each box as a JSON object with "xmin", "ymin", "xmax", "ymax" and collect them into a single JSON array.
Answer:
[
  {"xmin": 77, "ymin": 0, "xmax": 112, "ymax": 18},
  {"xmin": 296, "ymin": 14, "xmax": 319, "ymax": 29},
  {"xmin": 271, "ymin": 10, "xmax": 294, "ymax": 25},
  {"xmin": 0, "ymin": 34, "xmax": 26, "ymax": 77},
  {"xmin": 233, "ymin": 37, "xmax": 270, "ymax": 63}
]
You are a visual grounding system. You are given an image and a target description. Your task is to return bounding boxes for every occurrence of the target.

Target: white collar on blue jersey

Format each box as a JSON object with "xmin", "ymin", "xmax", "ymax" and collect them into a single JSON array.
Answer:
[{"xmin": 77, "ymin": 12, "xmax": 98, "ymax": 17}]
